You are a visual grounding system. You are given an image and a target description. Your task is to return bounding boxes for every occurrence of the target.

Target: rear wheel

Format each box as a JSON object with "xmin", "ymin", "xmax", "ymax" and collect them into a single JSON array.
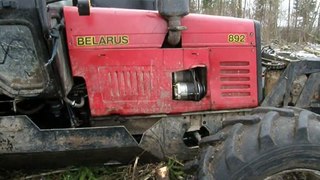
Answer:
[{"xmin": 186, "ymin": 107, "xmax": 320, "ymax": 180}]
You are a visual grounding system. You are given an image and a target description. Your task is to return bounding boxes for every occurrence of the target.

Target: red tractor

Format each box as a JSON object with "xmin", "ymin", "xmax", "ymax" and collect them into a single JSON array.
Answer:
[{"xmin": 1, "ymin": 0, "xmax": 320, "ymax": 179}]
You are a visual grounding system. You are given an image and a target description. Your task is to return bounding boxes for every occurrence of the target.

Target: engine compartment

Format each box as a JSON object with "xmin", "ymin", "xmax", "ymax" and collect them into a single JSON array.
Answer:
[
  {"xmin": 0, "ymin": 0, "xmax": 261, "ymax": 129},
  {"xmin": 64, "ymin": 6, "xmax": 260, "ymax": 116}
]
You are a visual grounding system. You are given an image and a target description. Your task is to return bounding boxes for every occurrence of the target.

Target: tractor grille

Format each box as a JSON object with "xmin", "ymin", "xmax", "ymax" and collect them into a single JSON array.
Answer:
[
  {"xmin": 99, "ymin": 66, "xmax": 152, "ymax": 100},
  {"xmin": 219, "ymin": 61, "xmax": 251, "ymax": 97}
]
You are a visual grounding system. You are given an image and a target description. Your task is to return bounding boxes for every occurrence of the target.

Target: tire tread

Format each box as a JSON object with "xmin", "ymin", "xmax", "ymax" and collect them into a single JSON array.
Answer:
[
  {"xmin": 259, "ymin": 111, "xmax": 279, "ymax": 149},
  {"xmin": 191, "ymin": 107, "xmax": 320, "ymax": 180}
]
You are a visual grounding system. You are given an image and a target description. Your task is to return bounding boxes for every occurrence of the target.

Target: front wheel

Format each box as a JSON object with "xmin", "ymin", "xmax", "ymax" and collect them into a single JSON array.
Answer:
[{"xmin": 186, "ymin": 107, "xmax": 320, "ymax": 180}]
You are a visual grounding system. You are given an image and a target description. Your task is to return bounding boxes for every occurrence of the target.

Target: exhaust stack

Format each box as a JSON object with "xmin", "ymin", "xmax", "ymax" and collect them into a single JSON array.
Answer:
[{"xmin": 158, "ymin": 0, "xmax": 189, "ymax": 46}]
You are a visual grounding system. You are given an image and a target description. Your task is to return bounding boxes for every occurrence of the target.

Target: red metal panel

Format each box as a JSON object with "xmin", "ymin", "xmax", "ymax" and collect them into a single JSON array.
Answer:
[
  {"xmin": 64, "ymin": 7, "xmax": 259, "ymax": 116},
  {"xmin": 182, "ymin": 15, "xmax": 256, "ymax": 47},
  {"xmin": 63, "ymin": 7, "xmax": 167, "ymax": 49},
  {"xmin": 209, "ymin": 47, "xmax": 258, "ymax": 109}
]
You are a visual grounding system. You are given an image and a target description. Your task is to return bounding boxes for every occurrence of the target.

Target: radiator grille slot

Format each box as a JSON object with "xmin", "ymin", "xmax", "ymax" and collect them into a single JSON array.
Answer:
[
  {"xmin": 222, "ymin": 92, "xmax": 250, "ymax": 97},
  {"xmin": 221, "ymin": 84, "xmax": 250, "ymax": 89},
  {"xmin": 220, "ymin": 61, "xmax": 249, "ymax": 66},
  {"xmin": 220, "ymin": 69, "xmax": 249, "ymax": 74},
  {"xmin": 220, "ymin": 77, "xmax": 250, "ymax": 81}
]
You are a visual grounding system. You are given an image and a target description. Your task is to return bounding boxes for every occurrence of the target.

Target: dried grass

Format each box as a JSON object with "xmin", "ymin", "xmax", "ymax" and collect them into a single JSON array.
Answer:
[{"xmin": 0, "ymin": 157, "xmax": 186, "ymax": 180}]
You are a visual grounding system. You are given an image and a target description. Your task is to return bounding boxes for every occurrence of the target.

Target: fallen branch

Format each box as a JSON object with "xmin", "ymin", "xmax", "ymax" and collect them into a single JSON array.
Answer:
[
  {"xmin": 23, "ymin": 168, "xmax": 79, "ymax": 179},
  {"xmin": 304, "ymin": 46, "xmax": 320, "ymax": 56},
  {"xmin": 132, "ymin": 156, "xmax": 139, "ymax": 180}
]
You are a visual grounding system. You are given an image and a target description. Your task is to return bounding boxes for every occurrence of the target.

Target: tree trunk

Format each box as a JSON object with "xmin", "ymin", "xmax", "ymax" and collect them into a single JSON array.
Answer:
[
  {"xmin": 318, "ymin": 12, "xmax": 320, "ymax": 29},
  {"xmin": 317, "ymin": 12, "xmax": 320, "ymax": 39},
  {"xmin": 294, "ymin": 0, "xmax": 298, "ymax": 29},
  {"xmin": 243, "ymin": 0, "xmax": 247, "ymax": 18},
  {"xmin": 218, "ymin": 0, "xmax": 223, "ymax": 15},
  {"xmin": 237, "ymin": 0, "xmax": 242, "ymax": 17},
  {"xmin": 287, "ymin": 0, "xmax": 291, "ymax": 41}
]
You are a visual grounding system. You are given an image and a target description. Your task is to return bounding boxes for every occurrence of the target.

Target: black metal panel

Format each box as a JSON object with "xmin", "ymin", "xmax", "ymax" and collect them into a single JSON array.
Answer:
[
  {"xmin": 158, "ymin": 0, "xmax": 189, "ymax": 17},
  {"xmin": 0, "ymin": 0, "xmax": 61, "ymax": 98},
  {"xmin": 0, "ymin": 109, "xmax": 254, "ymax": 169},
  {"xmin": 140, "ymin": 116, "xmax": 198, "ymax": 160},
  {"xmin": 1, "ymin": 149, "xmax": 147, "ymax": 169},
  {"xmin": 254, "ymin": 21, "xmax": 263, "ymax": 104},
  {"xmin": 0, "ymin": 115, "xmax": 156, "ymax": 169},
  {"xmin": 262, "ymin": 60, "xmax": 320, "ymax": 107},
  {"xmin": 54, "ymin": 30, "xmax": 74, "ymax": 96},
  {"xmin": 296, "ymin": 72, "xmax": 320, "ymax": 108},
  {"xmin": 91, "ymin": 0, "xmax": 157, "ymax": 10},
  {"xmin": 0, "ymin": 25, "xmax": 45, "ymax": 96}
]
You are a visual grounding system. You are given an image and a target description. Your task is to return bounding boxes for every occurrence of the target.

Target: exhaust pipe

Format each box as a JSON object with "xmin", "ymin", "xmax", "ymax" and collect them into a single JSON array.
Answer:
[{"xmin": 158, "ymin": 0, "xmax": 189, "ymax": 46}]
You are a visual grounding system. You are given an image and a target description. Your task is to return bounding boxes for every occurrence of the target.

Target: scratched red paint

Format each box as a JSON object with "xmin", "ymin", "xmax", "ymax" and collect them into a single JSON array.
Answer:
[{"xmin": 64, "ymin": 7, "xmax": 258, "ymax": 116}]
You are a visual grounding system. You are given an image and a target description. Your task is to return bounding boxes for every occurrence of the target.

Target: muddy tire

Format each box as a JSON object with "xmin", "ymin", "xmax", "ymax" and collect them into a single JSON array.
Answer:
[{"xmin": 186, "ymin": 107, "xmax": 320, "ymax": 180}]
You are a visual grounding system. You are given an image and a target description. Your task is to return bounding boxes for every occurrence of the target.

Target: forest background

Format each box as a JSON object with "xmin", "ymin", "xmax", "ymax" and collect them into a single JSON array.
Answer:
[{"xmin": 189, "ymin": 0, "xmax": 320, "ymax": 43}]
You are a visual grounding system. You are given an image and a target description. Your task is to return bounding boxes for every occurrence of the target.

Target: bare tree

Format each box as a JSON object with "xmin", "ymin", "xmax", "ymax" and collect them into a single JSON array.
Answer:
[
  {"xmin": 287, "ymin": 0, "xmax": 291, "ymax": 41},
  {"xmin": 236, "ymin": 0, "xmax": 242, "ymax": 17},
  {"xmin": 318, "ymin": 13, "xmax": 320, "ymax": 28},
  {"xmin": 318, "ymin": 12, "xmax": 320, "ymax": 40},
  {"xmin": 201, "ymin": 0, "xmax": 243, "ymax": 18},
  {"xmin": 218, "ymin": 0, "xmax": 223, "ymax": 15},
  {"xmin": 293, "ymin": 0, "xmax": 317, "ymax": 42},
  {"xmin": 243, "ymin": 0, "xmax": 247, "ymax": 18},
  {"xmin": 189, "ymin": 0, "xmax": 198, "ymax": 13},
  {"xmin": 254, "ymin": 0, "xmax": 280, "ymax": 42},
  {"xmin": 202, "ymin": 0, "xmax": 219, "ymax": 15},
  {"xmin": 254, "ymin": 0, "xmax": 266, "ymax": 22}
]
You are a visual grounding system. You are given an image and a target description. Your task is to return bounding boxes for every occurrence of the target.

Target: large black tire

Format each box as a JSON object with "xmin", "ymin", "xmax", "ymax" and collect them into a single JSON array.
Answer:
[{"xmin": 186, "ymin": 107, "xmax": 320, "ymax": 180}]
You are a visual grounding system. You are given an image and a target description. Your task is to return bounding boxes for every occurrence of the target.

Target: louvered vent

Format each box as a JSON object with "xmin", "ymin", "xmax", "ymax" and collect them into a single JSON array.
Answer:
[
  {"xmin": 219, "ymin": 61, "xmax": 251, "ymax": 97},
  {"xmin": 99, "ymin": 67, "xmax": 152, "ymax": 99}
]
